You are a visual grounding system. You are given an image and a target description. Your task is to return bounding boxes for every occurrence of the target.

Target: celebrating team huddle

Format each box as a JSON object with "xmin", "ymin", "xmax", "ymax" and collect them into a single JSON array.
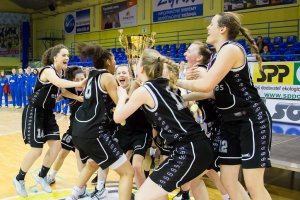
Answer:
[{"xmin": 12, "ymin": 12, "xmax": 272, "ymax": 200}]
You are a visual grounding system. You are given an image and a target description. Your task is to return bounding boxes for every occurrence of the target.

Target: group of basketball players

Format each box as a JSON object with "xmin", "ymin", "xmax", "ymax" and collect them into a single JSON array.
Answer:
[{"xmin": 12, "ymin": 12, "xmax": 272, "ymax": 200}]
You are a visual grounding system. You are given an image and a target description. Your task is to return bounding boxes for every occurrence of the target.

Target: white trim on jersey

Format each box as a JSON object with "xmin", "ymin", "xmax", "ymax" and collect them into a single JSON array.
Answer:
[
  {"xmin": 143, "ymin": 84, "xmax": 158, "ymax": 112},
  {"xmin": 134, "ymin": 133, "xmax": 148, "ymax": 151},
  {"xmin": 42, "ymin": 85, "xmax": 53, "ymax": 109},
  {"xmin": 242, "ymin": 118, "xmax": 255, "ymax": 161},
  {"xmin": 75, "ymin": 79, "xmax": 99, "ymax": 123},
  {"xmin": 266, "ymin": 111, "xmax": 272, "ymax": 155},
  {"xmin": 159, "ymin": 128, "xmax": 166, "ymax": 142},
  {"xmin": 176, "ymin": 142, "xmax": 196, "ymax": 188},
  {"xmin": 219, "ymin": 156, "xmax": 242, "ymax": 159},
  {"xmin": 96, "ymin": 137, "xmax": 109, "ymax": 165},
  {"xmin": 97, "ymin": 74, "xmax": 108, "ymax": 94},
  {"xmin": 146, "ymin": 82, "xmax": 187, "ymax": 133},
  {"xmin": 230, "ymin": 41, "xmax": 247, "ymax": 72},
  {"xmin": 33, "ymin": 108, "xmax": 43, "ymax": 144},
  {"xmin": 80, "ymin": 156, "xmax": 89, "ymax": 162},
  {"xmin": 23, "ymin": 106, "xmax": 29, "ymax": 141},
  {"xmin": 216, "ymin": 81, "xmax": 236, "ymax": 110},
  {"xmin": 61, "ymin": 142, "xmax": 73, "ymax": 149}
]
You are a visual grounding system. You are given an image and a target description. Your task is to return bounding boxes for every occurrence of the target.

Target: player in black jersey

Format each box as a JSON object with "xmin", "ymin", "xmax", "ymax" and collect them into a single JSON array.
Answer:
[
  {"xmin": 113, "ymin": 64, "xmax": 152, "ymax": 189},
  {"xmin": 114, "ymin": 49, "xmax": 213, "ymax": 200},
  {"xmin": 183, "ymin": 40, "xmax": 251, "ymax": 200},
  {"xmin": 13, "ymin": 44, "xmax": 86, "ymax": 198},
  {"xmin": 177, "ymin": 12, "xmax": 272, "ymax": 200},
  {"xmin": 47, "ymin": 66, "xmax": 85, "ymax": 185},
  {"xmin": 65, "ymin": 43, "xmax": 134, "ymax": 200}
]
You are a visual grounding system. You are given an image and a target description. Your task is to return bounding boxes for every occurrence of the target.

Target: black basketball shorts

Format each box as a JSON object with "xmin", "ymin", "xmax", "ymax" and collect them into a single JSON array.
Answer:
[
  {"xmin": 73, "ymin": 132, "xmax": 127, "ymax": 170},
  {"xmin": 22, "ymin": 105, "xmax": 60, "ymax": 148},
  {"xmin": 150, "ymin": 138, "xmax": 213, "ymax": 192},
  {"xmin": 113, "ymin": 131, "xmax": 152, "ymax": 157},
  {"xmin": 218, "ymin": 105, "xmax": 272, "ymax": 168}
]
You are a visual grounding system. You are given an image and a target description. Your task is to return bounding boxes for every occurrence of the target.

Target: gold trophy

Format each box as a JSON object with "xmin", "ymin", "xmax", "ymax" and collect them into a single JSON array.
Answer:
[{"xmin": 118, "ymin": 29, "xmax": 156, "ymax": 77}]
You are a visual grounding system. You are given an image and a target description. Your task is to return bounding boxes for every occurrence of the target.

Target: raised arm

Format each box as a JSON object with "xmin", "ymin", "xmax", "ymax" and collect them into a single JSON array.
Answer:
[
  {"xmin": 101, "ymin": 73, "xmax": 119, "ymax": 105},
  {"xmin": 42, "ymin": 68, "xmax": 86, "ymax": 88},
  {"xmin": 177, "ymin": 44, "xmax": 243, "ymax": 92}
]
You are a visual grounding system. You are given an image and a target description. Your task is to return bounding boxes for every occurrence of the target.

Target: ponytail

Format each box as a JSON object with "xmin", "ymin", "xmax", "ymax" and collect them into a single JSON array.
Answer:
[{"xmin": 239, "ymin": 27, "xmax": 262, "ymax": 69}]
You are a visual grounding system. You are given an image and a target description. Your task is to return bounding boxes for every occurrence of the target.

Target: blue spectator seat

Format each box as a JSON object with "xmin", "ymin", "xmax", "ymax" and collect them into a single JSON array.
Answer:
[
  {"xmin": 283, "ymin": 50, "xmax": 296, "ymax": 61},
  {"xmin": 263, "ymin": 37, "xmax": 271, "ymax": 44},
  {"xmin": 273, "ymin": 36, "xmax": 283, "ymax": 45},
  {"xmin": 286, "ymin": 35, "xmax": 297, "ymax": 45}
]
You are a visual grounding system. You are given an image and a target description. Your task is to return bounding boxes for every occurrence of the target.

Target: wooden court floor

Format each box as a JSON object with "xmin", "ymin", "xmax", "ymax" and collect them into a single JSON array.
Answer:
[{"xmin": 0, "ymin": 108, "xmax": 299, "ymax": 199}]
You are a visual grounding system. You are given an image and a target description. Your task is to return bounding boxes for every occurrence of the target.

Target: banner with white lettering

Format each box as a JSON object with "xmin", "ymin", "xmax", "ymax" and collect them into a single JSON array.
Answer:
[
  {"xmin": 248, "ymin": 61, "xmax": 300, "ymax": 100},
  {"xmin": 266, "ymin": 99, "xmax": 300, "ymax": 125},
  {"xmin": 153, "ymin": 0, "xmax": 203, "ymax": 22},
  {"xmin": 76, "ymin": 9, "xmax": 90, "ymax": 33}
]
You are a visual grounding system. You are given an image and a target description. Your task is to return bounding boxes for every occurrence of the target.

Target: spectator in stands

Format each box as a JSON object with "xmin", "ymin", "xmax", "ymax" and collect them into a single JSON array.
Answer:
[
  {"xmin": 256, "ymin": 36, "xmax": 266, "ymax": 53},
  {"xmin": 261, "ymin": 45, "xmax": 271, "ymax": 62}
]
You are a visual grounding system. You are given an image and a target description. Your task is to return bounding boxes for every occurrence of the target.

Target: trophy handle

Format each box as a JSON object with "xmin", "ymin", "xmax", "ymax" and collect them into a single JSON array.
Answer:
[
  {"xmin": 118, "ymin": 29, "xmax": 126, "ymax": 47},
  {"xmin": 149, "ymin": 32, "xmax": 156, "ymax": 48}
]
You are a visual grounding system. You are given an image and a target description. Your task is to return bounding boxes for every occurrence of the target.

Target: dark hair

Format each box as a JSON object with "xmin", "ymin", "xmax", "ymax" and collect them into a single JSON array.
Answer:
[
  {"xmin": 65, "ymin": 66, "xmax": 84, "ymax": 80},
  {"xmin": 217, "ymin": 12, "xmax": 262, "ymax": 68},
  {"xmin": 77, "ymin": 43, "xmax": 113, "ymax": 69},
  {"xmin": 42, "ymin": 44, "xmax": 67, "ymax": 66}
]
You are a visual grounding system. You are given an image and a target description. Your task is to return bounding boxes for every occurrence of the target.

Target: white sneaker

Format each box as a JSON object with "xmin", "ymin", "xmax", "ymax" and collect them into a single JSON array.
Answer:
[
  {"xmin": 65, "ymin": 195, "xmax": 78, "ymax": 200},
  {"xmin": 13, "ymin": 176, "xmax": 28, "ymax": 197},
  {"xmin": 46, "ymin": 175, "xmax": 56, "ymax": 185},
  {"xmin": 81, "ymin": 187, "xmax": 108, "ymax": 200},
  {"xmin": 35, "ymin": 176, "xmax": 52, "ymax": 193}
]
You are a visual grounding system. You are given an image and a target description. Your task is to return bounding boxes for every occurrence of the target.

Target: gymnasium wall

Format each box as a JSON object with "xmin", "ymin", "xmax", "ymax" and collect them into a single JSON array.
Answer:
[{"xmin": 0, "ymin": 0, "xmax": 299, "ymax": 68}]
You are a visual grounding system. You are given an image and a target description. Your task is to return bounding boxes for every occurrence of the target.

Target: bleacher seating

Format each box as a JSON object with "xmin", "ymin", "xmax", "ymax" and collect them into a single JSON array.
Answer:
[{"xmin": 68, "ymin": 35, "xmax": 299, "ymax": 66}]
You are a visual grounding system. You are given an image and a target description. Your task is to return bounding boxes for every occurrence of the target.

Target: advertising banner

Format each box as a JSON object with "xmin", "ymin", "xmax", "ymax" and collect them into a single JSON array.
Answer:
[
  {"xmin": 248, "ymin": 61, "xmax": 300, "ymax": 100},
  {"xmin": 224, "ymin": 0, "xmax": 296, "ymax": 11},
  {"xmin": 266, "ymin": 99, "xmax": 300, "ymax": 125},
  {"xmin": 76, "ymin": 9, "xmax": 90, "ymax": 33},
  {"xmin": 153, "ymin": 0, "xmax": 203, "ymax": 22},
  {"xmin": 64, "ymin": 12, "xmax": 76, "ymax": 34},
  {"xmin": 64, "ymin": 9, "xmax": 90, "ymax": 34},
  {"xmin": 102, "ymin": 1, "xmax": 137, "ymax": 30},
  {"xmin": 0, "ymin": 13, "xmax": 29, "ymax": 57}
]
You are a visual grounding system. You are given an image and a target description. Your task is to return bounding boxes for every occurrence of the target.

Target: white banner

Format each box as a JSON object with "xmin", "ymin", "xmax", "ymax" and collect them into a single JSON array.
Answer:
[
  {"xmin": 119, "ymin": 5, "xmax": 137, "ymax": 28},
  {"xmin": 266, "ymin": 99, "xmax": 300, "ymax": 125},
  {"xmin": 248, "ymin": 61, "xmax": 300, "ymax": 100}
]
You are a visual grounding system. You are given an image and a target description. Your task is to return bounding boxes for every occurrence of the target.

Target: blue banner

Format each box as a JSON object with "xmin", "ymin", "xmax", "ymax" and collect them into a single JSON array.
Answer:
[
  {"xmin": 76, "ymin": 9, "xmax": 90, "ymax": 33},
  {"xmin": 153, "ymin": 0, "xmax": 203, "ymax": 22}
]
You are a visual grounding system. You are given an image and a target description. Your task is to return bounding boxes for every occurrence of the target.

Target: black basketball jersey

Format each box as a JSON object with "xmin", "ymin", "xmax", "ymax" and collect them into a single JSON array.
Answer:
[
  {"xmin": 142, "ymin": 78, "xmax": 206, "ymax": 145},
  {"xmin": 73, "ymin": 69, "xmax": 115, "ymax": 138},
  {"xmin": 29, "ymin": 65, "xmax": 61, "ymax": 110},
  {"xmin": 209, "ymin": 41, "xmax": 261, "ymax": 114},
  {"xmin": 116, "ymin": 107, "xmax": 152, "ymax": 135},
  {"xmin": 66, "ymin": 87, "xmax": 83, "ymax": 119}
]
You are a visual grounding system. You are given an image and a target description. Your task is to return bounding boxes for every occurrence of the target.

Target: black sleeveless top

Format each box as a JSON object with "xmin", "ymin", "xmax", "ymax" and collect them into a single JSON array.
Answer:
[
  {"xmin": 142, "ymin": 78, "xmax": 206, "ymax": 145},
  {"xmin": 209, "ymin": 41, "xmax": 262, "ymax": 114},
  {"xmin": 73, "ymin": 69, "xmax": 115, "ymax": 138},
  {"xmin": 29, "ymin": 65, "xmax": 61, "ymax": 110},
  {"xmin": 66, "ymin": 87, "xmax": 83, "ymax": 120}
]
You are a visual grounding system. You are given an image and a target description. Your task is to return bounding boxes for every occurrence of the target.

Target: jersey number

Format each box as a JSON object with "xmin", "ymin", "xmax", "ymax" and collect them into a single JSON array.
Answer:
[{"xmin": 85, "ymin": 79, "xmax": 93, "ymax": 99}]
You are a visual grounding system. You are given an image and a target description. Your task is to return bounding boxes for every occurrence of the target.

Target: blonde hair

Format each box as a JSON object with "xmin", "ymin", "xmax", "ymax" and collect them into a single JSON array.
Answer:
[
  {"xmin": 192, "ymin": 40, "xmax": 212, "ymax": 65},
  {"xmin": 141, "ymin": 49, "xmax": 179, "ymax": 87},
  {"xmin": 217, "ymin": 12, "xmax": 262, "ymax": 69}
]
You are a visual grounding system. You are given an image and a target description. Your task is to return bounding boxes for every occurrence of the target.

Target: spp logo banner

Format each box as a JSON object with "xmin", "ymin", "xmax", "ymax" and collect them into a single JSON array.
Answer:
[
  {"xmin": 253, "ymin": 62, "xmax": 295, "ymax": 85},
  {"xmin": 266, "ymin": 99, "xmax": 300, "ymax": 125},
  {"xmin": 64, "ymin": 13, "xmax": 75, "ymax": 34}
]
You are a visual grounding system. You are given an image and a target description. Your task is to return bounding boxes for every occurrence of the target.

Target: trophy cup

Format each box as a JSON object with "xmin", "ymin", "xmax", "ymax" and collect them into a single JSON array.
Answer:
[{"xmin": 118, "ymin": 29, "xmax": 156, "ymax": 77}]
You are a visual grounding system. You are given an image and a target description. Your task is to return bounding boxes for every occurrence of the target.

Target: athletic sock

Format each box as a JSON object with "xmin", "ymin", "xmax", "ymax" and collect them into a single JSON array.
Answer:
[
  {"xmin": 96, "ymin": 180, "xmax": 105, "ymax": 191},
  {"xmin": 39, "ymin": 166, "xmax": 50, "ymax": 178},
  {"xmin": 16, "ymin": 168, "xmax": 27, "ymax": 181}
]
